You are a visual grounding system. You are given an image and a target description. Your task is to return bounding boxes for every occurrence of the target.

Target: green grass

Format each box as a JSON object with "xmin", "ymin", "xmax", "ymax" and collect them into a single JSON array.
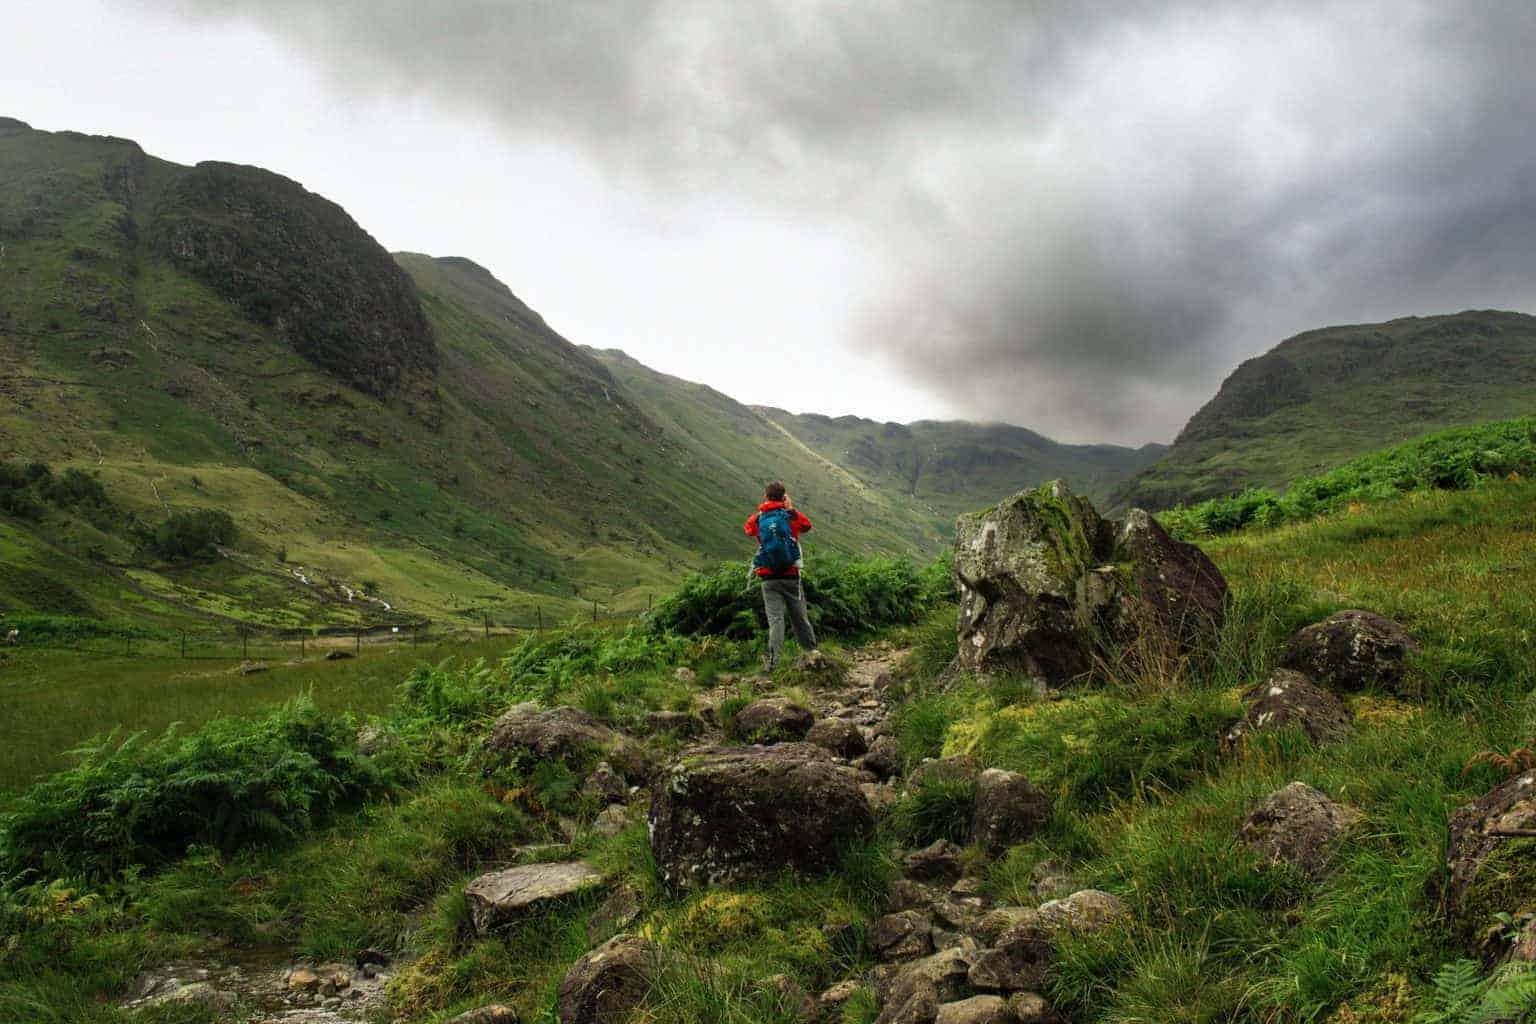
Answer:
[
  {"xmin": 2, "ymin": 438, "xmax": 1535, "ymax": 1020},
  {"xmin": 0, "ymin": 635, "xmax": 528, "ymax": 791}
]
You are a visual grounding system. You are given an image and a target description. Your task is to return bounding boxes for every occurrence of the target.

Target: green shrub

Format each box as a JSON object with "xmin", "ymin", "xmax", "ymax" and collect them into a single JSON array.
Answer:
[
  {"xmin": 147, "ymin": 508, "xmax": 237, "ymax": 561},
  {"xmin": 0, "ymin": 696, "xmax": 386, "ymax": 879},
  {"xmin": 650, "ymin": 556, "xmax": 944, "ymax": 640}
]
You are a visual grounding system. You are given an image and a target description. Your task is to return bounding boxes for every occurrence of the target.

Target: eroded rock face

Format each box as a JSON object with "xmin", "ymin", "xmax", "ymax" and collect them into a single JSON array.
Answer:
[
  {"xmin": 1445, "ymin": 769, "xmax": 1536, "ymax": 950},
  {"xmin": 557, "ymin": 934, "xmax": 657, "ymax": 1024},
  {"xmin": 734, "ymin": 697, "xmax": 815, "ymax": 744},
  {"xmin": 648, "ymin": 744, "xmax": 875, "ymax": 889},
  {"xmin": 465, "ymin": 861, "xmax": 605, "ymax": 935},
  {"xmin": 1227, "ymin": 668, "xmax": 1353, "ymax": 746},
  {"xmin": 1278, "ymin": 610, "xmax": 1420, "ymax": 694},
  {"xmin": 971, "ymin": 769, "xmax": 1052, "ymax": 856},
  {"xmin": 952, "ymin": 481, "xmax": 1226, "ymax": 685},
  {"xmin": 1239, "ymin": 782, "xmax": 1360, "ymax": 879},
  {"xmin": 871, "ymin": 910, "xmax": 936, "ymax": 961}
]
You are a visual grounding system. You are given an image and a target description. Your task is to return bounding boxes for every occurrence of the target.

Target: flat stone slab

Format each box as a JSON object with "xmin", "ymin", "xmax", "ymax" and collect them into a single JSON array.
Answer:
[{"xmin": 466, "ymin": 861, "xmax": 604, "ymax": 935}]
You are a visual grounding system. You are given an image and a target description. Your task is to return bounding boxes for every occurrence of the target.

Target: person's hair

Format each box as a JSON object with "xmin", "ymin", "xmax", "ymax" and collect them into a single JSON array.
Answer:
[{"xmin": 764, "ymin": 481, "xmax": 787, "ymax": 501}]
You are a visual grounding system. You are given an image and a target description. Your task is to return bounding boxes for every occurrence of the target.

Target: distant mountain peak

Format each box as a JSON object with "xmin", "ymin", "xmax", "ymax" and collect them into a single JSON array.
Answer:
[{"xmin": 0, "ymin": 116, "xmax": 31, "ymax": 137}]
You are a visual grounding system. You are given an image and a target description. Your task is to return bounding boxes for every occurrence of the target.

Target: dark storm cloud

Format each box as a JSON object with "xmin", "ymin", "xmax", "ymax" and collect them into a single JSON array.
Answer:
[{"xmin": 143, "ymin": 0, "xmax": 1536, "ymax": 442}]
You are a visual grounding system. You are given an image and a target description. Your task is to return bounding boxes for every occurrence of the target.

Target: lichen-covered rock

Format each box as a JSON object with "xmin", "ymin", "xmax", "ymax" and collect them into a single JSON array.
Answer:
[
  {"xmin": 936, "ymin": 995, "xmax": 1013, "ymax": 1024},
  {"xmin": 465, "ymin": 861, "xmax": 605, "ymax": 935},
  {"xmin": 808, "ymin": 717, "xmax": 869, "ymax": 758},
  {"xmin": 557, "ymin": 934, "xmax": 657, "ymax": 1024},
  {"xmin": 449, "ymin": 1006, "xmax": 519, "ymax": 1024},
  {"xmin": 967, "ymin": 921, "xmax": 1052, "ymax": 993},
  {"xmin": 1239, "ymin": 782, "xmax": 1360, "ymax": 879},
  {"xmin": 1035, "ymin": 889, "xmax": 1130, "ymax": 936},
  {"xmin": 952, "ymin": 481, "xmax": 1225, "ymax": 685},
  {"xmin": 971, "ymin": 769, "xmax": 1052, "ymax": 856},
  {"xmin": 648, "ymin": 744, "xmax": 874, "ymax": 889},
  {"xmin": 875, "ymin": 974, "xmax": 940, "ymax": 1024},
  {"xmin": 734, "ymin": 697, "xmax": 815, "ymax": 743},
  {"xmin": 875, "ymin": 947, "xmax": 976, "ymax": 1006},
  {"xmin": 870, "ymin": 910, "xmax": 935, "ymax": 961},
  {"xmin": 1278, "ymin": 610, "xmax": 1420, "ymax": 694},
  {"xmin": 1008, "ymin": 992, "xmax": 1053, "ymax": 1023},
  {"xmin": 644, "ymin": 709, "xmax": 703, "ymax": 737},
  {"xmin": 1445, "ymin": 769, "xmax": 1536, "ymax": 950},
  {"xmin": 1226, "ymin": 668, "xmax": 1353, "ymax": 746}
]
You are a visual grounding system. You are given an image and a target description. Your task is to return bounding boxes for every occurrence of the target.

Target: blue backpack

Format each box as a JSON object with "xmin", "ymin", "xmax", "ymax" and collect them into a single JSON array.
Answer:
[{"xmin": 753, "ymin": 508, "xmax": 800, "ymax": 572}]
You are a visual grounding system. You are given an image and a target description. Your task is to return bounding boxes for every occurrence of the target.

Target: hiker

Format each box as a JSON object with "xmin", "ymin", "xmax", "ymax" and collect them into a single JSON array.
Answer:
[{"xmin": 744, "ymin": 481, "xmax": 817, "ymax": 671}]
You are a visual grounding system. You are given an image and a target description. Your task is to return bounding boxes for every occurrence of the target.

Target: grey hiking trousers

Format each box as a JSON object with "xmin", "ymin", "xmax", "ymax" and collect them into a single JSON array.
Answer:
[{"xmin": 762, "ymin": 576, "xmax": 817, "ymax": 668}]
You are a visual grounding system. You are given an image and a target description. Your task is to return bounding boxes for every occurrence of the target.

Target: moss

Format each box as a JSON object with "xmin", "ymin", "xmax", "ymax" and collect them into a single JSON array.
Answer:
[{"xmin": 1460, "ymin": 837, "xmax": 1536, "ymax": 939}]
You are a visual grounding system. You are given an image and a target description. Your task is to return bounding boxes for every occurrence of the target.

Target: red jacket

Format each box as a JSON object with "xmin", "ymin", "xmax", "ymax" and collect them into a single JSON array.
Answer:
[{"xmin": 744, "ymin": 501, "xmax": 812, "ymax": 577}]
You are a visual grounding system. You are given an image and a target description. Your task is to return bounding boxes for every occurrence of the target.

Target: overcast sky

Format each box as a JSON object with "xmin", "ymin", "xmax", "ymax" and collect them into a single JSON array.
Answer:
[{"xmin": 9, "ymin": 1, "xmax": 1536, "ymax": 444}]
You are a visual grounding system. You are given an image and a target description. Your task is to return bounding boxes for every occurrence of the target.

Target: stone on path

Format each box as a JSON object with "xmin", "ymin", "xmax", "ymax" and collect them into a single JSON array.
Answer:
[
  {"xmin": 648, "ymin": 744, "xmax": 874, "ymax": 889},
  {"xmin": 465, "ymin": 861, "xmax": 605, "ymax": 935}
]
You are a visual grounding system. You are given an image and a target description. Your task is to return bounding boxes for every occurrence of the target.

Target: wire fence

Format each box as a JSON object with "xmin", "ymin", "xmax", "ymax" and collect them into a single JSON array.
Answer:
[{"xmin": 1, "ymin": 600, "xmax": 648, "ymax": 662}]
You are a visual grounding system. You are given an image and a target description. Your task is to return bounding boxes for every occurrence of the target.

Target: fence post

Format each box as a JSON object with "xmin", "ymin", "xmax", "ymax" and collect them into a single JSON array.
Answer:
[
  {"xmin": 592, "ymin": 599, "xmax": 598, "ymax": 623},
  {"xmin": 241, "ymin": 626, "xmax": 248, "ymax": 661},
  {"xmin": 648, "ymin": 593, "xmax": 653, "ymax": 612},
  {"xmin": 300, "ymin": 633, "xmax": 306, "ymax": 659},
  {"xmin": 484, "ymin": 615, "xmax": 489, "ymax": 641},
  {"xmin": 355, "ymin": 630, "xmax": 361, "ymax": 656},
  {"xmin": 537, "ymin": 607, "xmax": 543, "ymax": 632},
  {"xmin": 181, "ymin": 633, "xmax": 186, "ymax": 659}
]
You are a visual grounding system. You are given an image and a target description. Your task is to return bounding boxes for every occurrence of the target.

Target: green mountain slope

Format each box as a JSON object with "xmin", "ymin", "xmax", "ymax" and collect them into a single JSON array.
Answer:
[
  {"xmin": 2, "ymin": 117, "xmax": 1152, "ymax": 635},
  {"xmin": 754, "ymin": 409, "xmax": 1165, "ymax": 515},
  {"xmin": 1113, "ymin": 310, "xmax": 1536, "ymax": 509}
]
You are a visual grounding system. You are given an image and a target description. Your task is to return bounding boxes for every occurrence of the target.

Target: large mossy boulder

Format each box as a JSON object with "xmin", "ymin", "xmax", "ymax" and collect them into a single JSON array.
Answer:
[
  {"xmin": 952, "ymin": 481, "xmax": 1226, "ymax": 685},
  {"xmin": 648, "ymin": 744, "xmax": 875, "ymax": 889},
  {"xmin": 1445, "ymin": 769, "xmax": 1536, "ymax": 952}
]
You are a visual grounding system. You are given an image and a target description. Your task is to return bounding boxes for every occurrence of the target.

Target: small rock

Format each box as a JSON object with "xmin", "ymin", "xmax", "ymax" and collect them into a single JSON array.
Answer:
[
  {"xmin": 675, "ymin": 666, "xmax": 697, "ymax": 683},
  {"xmin": 875, "ymin": 947, "xmax": 975, "ymax": 1005},
  {"xmin": 142, "ymin": 981, "xmax": 234, "ymax": 1012},
  {"xmin": 1035, "ymin": 889, "xmax": 1130, "ymax": 937},
  {"xmin": 968, "ymin": 921, "xmax": 1053, "ymax": 993},
  {"xmin": 859, "ymin": 735, "xmax": 905, "ymax": 780},
  {"xmin": 1239, "ymin": 781, "xmax": 1361, "ymax": 879},
  {"xmin": 288, "ymin": 967, "xmax": 321, "ymax": 992},
  {"xmin": 808, "ymin": 717, "xmax": 868, "ymax": 758},
  {"xmin": 557, "ymin": 934, "xmax": 657, "ymax": 1024},
  {"xmin": 1227, "ymin": 668, "xmax": 1353, "ymax": 746},
  {"xmin": 238, "ymin": 661, "xmax": 269, "ymax": 675},
  {"xmin": 869, "ymin": 910, "xmax": 935, "ymax": 961},
  {"xmin": 975, "ymin": 907, "xmax": 1038, "ymax": 945},
  {"xmin": 449, "ymin": 1006, "xmax": 519, "ymax": 1024},
  {"xmin": 734, "ymin": 697, "xmax": 815, "ymax": 743},
  {"xmin": 355, "ymin": 947, "xmax": 389, "ymax": 968},
  {"xmin": 903, "ymin": 840, "xmax": 965, "ymax": 885},
  {"xmin": 936, "ymin": 994, "xmax": 1012, "ymax": 1024},
  {"xmin": 465, "ymin": 861, "xmax": 606, "ymax": 935},
  {"xmin": 1278, "ymin": 610, "xmax": 1420, "ymax": 694},
  {"xmin": 583, "ymin": 762, "xmax": 629, "ymax": 806},
  {"xmin": 971, "ymin": 769, "xmax": 1052, "ymax": 856},
  {"xmin": 886, "ymin": 878, "xmax": 940, "ymax": 913},
  {"xmin": 1008, "ymin": 992, "xmax": 1053, "ymax": 1023},
  {"xmin": 876, "ymin": 974, "xmax": 939, "ymax": 1024},
  {"xmin": 324, "ymin": 649, "xmax": 354, "ymax": 661},
  {"xmin": 818, "ymin": 980, "xmax": 863, "ymax": 1017}
]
